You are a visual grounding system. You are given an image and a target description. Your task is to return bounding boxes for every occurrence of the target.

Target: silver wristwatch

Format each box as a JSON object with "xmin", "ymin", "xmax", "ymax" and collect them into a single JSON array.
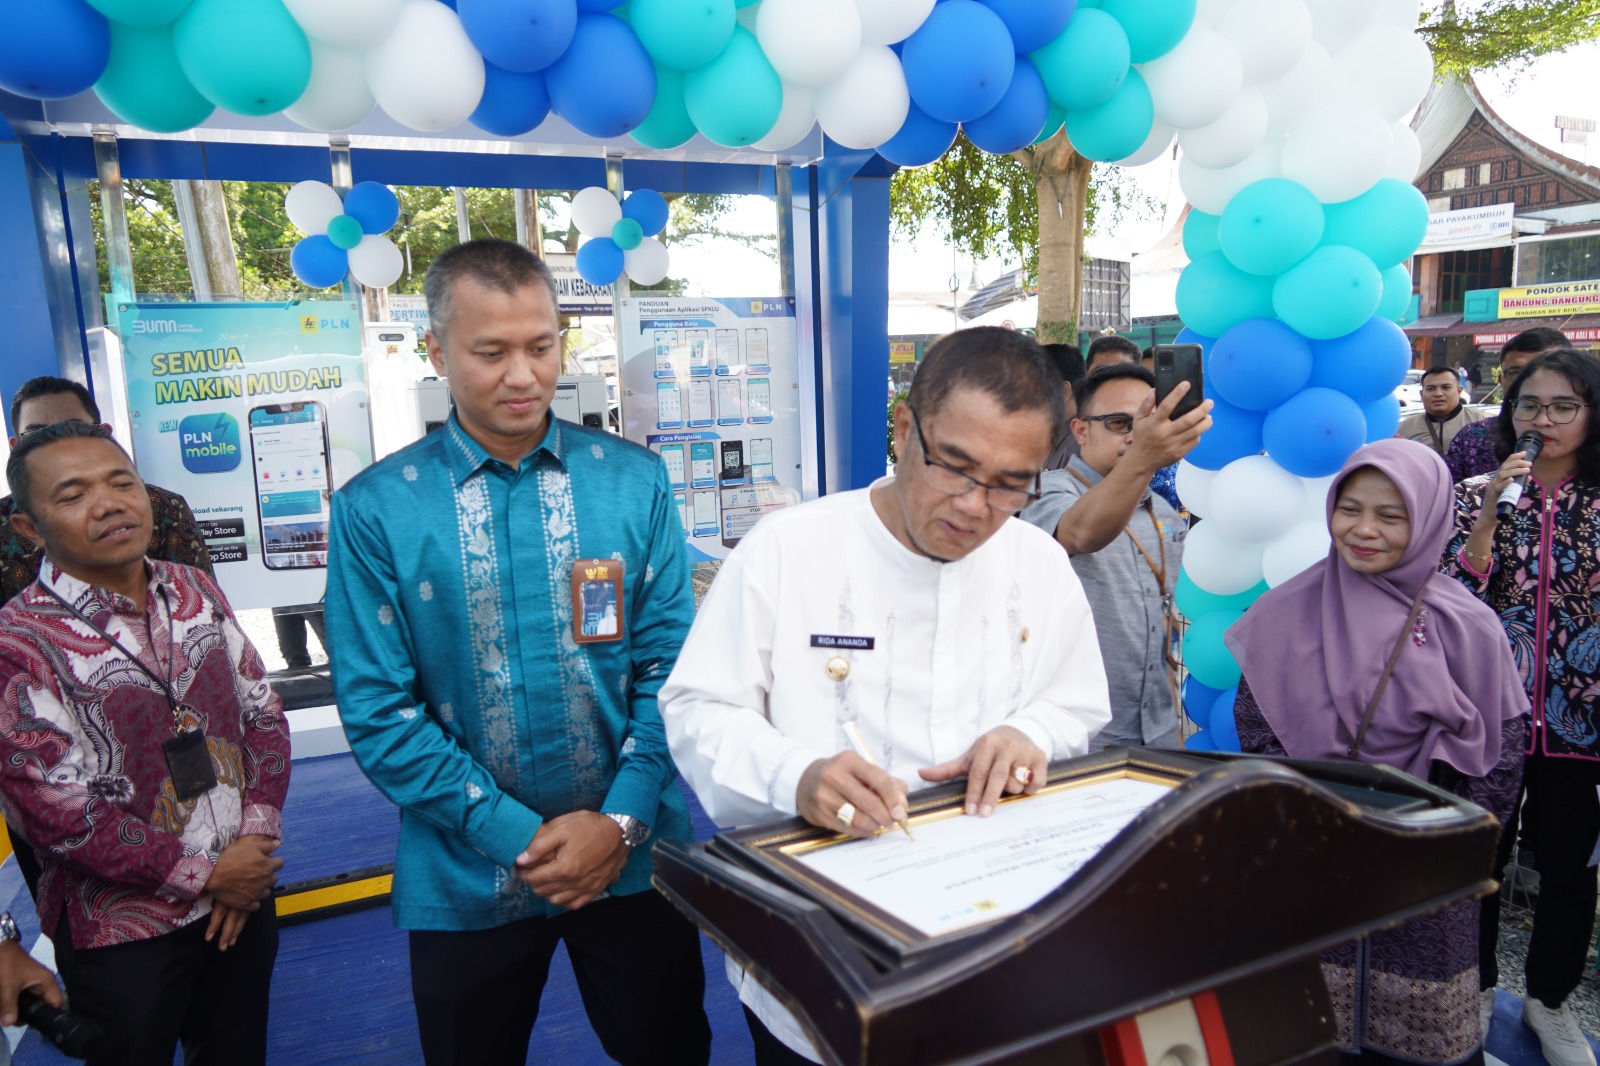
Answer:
[
  {"xmin": 0, "ymin": 912, "xmax": 19, "ymax": 946},
  {"xmin": 603, "ymin": 813, "xmax": 650, "ymax": 848}
]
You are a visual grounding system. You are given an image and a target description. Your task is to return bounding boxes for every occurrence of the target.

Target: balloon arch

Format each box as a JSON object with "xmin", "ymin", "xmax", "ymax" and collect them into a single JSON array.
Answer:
[{"xmin": 1, "ymin": 0, "xmax": 1435, "ymax": 746}]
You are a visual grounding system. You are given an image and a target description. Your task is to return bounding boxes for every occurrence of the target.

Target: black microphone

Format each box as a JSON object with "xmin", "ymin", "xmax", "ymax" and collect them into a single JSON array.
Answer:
[
  {"xmin": 18, "ymin": 989, "xmax": 105, "ymax": 1059},
  {"xmin": 1496, "ymin": 431, "xmax": 1545, "ymax": 519}
]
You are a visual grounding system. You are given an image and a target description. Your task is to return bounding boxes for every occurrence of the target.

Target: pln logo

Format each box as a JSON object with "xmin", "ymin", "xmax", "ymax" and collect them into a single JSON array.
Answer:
[
  {"xmin": 299, "ymin": 315, "xmax": 320, "ymax": 333},
  {"xmin": 179, "ymin": 412, "xmax": 242, "ymax": 474}
]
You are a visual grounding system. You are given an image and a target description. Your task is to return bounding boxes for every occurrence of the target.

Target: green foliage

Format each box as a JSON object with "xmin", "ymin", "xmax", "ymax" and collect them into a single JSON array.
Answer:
[
  {"xmin": 1421, "ymin": 0, "xmax": 1600, "ymax": 77},
  {"xmin": 888, "ymin": 389, "xmax": 908, "ymax": 466}
]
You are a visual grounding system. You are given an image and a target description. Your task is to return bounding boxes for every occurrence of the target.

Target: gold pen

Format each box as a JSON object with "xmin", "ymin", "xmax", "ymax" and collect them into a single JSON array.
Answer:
[{"xmin": 840, "ymin": 721, "xmax": 915, "ymax": 840}]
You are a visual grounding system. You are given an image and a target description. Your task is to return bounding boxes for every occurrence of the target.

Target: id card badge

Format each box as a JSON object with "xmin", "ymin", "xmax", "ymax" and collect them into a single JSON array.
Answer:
[
  {"xmin": 572, "ymin": 558, "xmax": 625, "ymax": 643},
  {"xmin": 163, "ymin": 727, "xmax": 218, "ymax": 802}
]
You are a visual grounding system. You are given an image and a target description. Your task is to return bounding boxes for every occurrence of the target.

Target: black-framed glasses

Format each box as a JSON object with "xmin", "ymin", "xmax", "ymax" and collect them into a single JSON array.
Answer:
[
  {"xmin": 908, "ymin": 407, "xmax": 1042, "ymax": 513},
  {"xmin": 1511, "ymin": 399, "xmax": 1589, "ymax": 424},
  {"xmin": 1081, "ymin": 412, "xmax": 1136, "ymax": 435}
]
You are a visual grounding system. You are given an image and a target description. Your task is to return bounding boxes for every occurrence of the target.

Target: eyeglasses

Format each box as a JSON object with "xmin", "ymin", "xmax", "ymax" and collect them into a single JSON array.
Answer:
[
  {"xmin": 1081, "ymin": 412, "xmax": 1136, "ymax": 435},
  {"xmin": 908, "ymin": 407, "xmax": 1041, "ymax": 513},
  {"xmin": 1511, "ymin": 399, "xmax": 1589, "ymax": 424}
]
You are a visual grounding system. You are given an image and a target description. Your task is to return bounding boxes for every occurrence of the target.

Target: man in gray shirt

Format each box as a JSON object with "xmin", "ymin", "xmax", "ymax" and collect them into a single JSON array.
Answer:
[{"xmin": 1020, "ymin": 364, "xmax": 1210, "ymax": 749}]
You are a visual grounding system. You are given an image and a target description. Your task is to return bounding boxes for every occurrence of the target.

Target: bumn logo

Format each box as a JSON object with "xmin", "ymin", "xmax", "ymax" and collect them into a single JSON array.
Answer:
[
  {"xmin": 132, "ymin": 318, "xmax": 180, "ymax": 335},
  {"xmin": 179, "ymin": 412, "xmax": 242, "ymax": 474}
]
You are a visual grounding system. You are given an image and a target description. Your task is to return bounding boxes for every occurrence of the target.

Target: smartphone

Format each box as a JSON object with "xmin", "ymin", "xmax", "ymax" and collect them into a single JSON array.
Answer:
[
  {"xmin": 249, "ymin": 401, "xmax": 332, "ymax": 570},
  {"xmin": 656, "ymin": 382, "xmax": 683, "ymax": 429},
  {"xmin": 687, "ymin": 329, "xmax": 710, "ymax": 376},
  {"xmin": 749, "ymin": 437, "xmax": 774, "ymax": 483},
  {"xmin": 719, "ymin": 440, "xmax": 746, "ymax": 487},
  {"xmin": 717, "ymin": 379, "xmax": 743, "ymax": 426},
  {"xmin": 689, "ymin": 441, "xmax": 716, "ymax": 487},
  {"xmin": 658, "ymin": 443, "xmax": 686, "ymax": 488},
  {"xmin": 747, "ymin": 377, "xmax": 772, "ymax": 424},
  {"xmin": 1153, "ymin": 344, "xmax": 1204, "ymax": 419},
  {"xmin": 714, "ymin": 329, "xmax": 740, "ymax": 375},
  {"xmin": 687, "ymin": 379, "xmax": 714, "ymax": 427},
  {"xmin": 745, "ymin": 328, "xmax": 770, "ymax": 373},
  {"xmin": 653, "ymin": 330, "xmax": 677, "ymax": 378},
  {"xmin": 674, "ymin": 490, "xmax": 688, "ymax": 533},
  {"xmin": 692, "ymin": 489, "xmax": 718, "ymax": 538}
]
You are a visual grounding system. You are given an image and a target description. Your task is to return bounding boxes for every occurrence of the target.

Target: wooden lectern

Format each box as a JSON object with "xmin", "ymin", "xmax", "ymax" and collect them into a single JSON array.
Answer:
[{"xmin": 653, "ymin": 748, "xmax": 1501, "ymax": 1066}]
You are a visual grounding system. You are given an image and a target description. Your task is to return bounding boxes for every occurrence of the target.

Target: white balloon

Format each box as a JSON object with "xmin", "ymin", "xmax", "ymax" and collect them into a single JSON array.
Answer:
[
  {"xmin": 1332, "ymin": 26, "xmax": 1434, "ymax": 122},
  {"xmin": 758, "ymin": 0, "xmax": 863, "ymax": 89},
  {"xmin": 1175, "ymin": 460, "xmax": 1220, "ymax": 518},
  {"xmin": 815, "ymin": 45, "xmax": 909, "ymax": 151},
  {"xmin": 855, "ymin": 0, "xmax": 935, "ymax": 46},
  {"xmin": 284, "ymin": 0, "xmax": 405, "ymax": 49},
  {"xmin": 1192, "ymin": 0, "xmax": 1232, "ymax": 29},
  {"xmin": 1184, "ymin": 520, "xmax": 1267, "ymax": 596},
  {"xmin": 625, "ymin": 238, "xmax": 670, "ymax": 286},
  {"xmin": 285, "ymin": 180, "xmax": 345, "ymax": 234},
  {"xmin": 754, "ymin": 85, "xmax": 818, "ymax": 150},
  {"xmin": 1303, "ymin": 0, "xmax": 1380, "ymax": 53},
  {"xmin": 1300, "ymin": 474, "xmax": 1337, "ymax": 521},
  {"xmin": 1217, "ymin": 0, "xmax": 1312, "ymax": 84},
  {"xmin": 1114, "ymin": 117, "xmax": 1176, "ymax": 167},
  {"xmin": 1205, "ymin": 455, "xmax": 1307, "ymax": 545},
  {"xmin": 285, "ymin": 43, "xmax": 376, "ymax": 132},
  {"xmin": 367, "ymin": 0, "xmax": 484, "ymax": 132},
  {"xmin": 1384, "ymin": 120, "xmax": 1422, "ymax": 181},
  {"xmin": 349, "ymin": 235, "xmax": 404, "ymax": 289},
  {"xmin": 1177, "ymin": 139, "xmax": 1283, "ymax": 215},
  {"xmin": 570, "ymin": 187, "xmax": 622, "ymax": 237},
  {"xmin": 1177, "ymin": 88, "xmax": 1267, "ymax": 169},
  {"xmin": 1372, "ymin": 0, "xmax": 1421, "ymax": 29},
  {"xmin": 1262, "ymin": 519, "xmax": 1331, "ymax": 586},
  {"xmin": 1260, "ymin": 42, "xmax": 1332, "ymax": 139},
  {"xmin": 1282, "ymin": 103, "xmax": 1393, "ymax": 203},
  {"xmin": 1141, "ymin": 30, "xmax": 1244, "ymax": 131}
]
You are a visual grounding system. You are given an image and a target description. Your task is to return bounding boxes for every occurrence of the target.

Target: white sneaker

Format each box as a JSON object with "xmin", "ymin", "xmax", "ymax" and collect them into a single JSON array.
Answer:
[
  {"xmin": 1524, "ymin": 997, "xmax": 1598, "ymax": 1066},
  {"xmin": 1481, "ymin": 988, "xmax": 1497, "ymax": 1038}
]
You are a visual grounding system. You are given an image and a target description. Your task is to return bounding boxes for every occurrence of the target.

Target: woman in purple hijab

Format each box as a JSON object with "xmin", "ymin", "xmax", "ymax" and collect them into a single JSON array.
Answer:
[{"xmin": 1225, "ymin": 438, "xmax": 1527, "ymax": 1066}]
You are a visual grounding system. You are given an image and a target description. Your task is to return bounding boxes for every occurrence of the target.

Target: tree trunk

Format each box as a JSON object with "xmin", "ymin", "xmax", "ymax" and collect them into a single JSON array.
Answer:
[
  {"xmin": 1027, "ymin": 132, "xmax": 1091, "ymax": 346},
  {"xmin": 173, "ymin": 179, "xmax": 241, "ymax": 300}
]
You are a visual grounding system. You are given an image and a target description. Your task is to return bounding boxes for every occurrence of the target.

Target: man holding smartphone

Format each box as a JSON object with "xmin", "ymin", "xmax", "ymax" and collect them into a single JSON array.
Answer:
[{"xmin": 1019, "ymin": 364, "xmax": 1212, "ymax": 751}]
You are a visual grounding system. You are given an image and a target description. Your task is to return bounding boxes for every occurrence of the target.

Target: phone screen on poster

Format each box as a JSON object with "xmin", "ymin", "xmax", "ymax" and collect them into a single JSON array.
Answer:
[{"xmin": 249, "ymin": 401, "xmax": 333, "ymax": 570}]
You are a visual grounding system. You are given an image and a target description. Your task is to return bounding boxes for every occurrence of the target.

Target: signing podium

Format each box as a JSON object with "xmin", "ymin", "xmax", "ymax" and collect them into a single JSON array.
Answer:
[{"xmin": 653, "ymin": 748, "xmax": 1500, "ymax": 1066}]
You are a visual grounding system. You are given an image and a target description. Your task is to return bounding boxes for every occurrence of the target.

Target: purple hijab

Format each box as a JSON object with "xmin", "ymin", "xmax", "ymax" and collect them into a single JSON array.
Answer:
[{"xmin": 1224, "ymin": 439, "xmax": 1526, "ymax": 779}]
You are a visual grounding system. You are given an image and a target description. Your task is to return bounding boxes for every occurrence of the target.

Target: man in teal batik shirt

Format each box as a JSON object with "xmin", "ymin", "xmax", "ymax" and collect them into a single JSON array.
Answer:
[{"xmin": 326, "ymin": 239, "xmax": 709, "ymax": 1066}]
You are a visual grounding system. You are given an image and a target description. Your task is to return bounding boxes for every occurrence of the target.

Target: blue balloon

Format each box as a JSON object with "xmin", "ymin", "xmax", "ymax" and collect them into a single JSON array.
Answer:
[
  {"xmin": 1030, "ymin": 9, "xmax": 1128, "ymax": 111},
  {"xmin": 1033, "ymin": 100, "xmax": 1065, "ymax": 144},
  {"xmin": 1210, "ymin": 318, "xmax": 1314, "ymax": 412},
  {"xmin": 576, "ymin": 0, "xmax": 622, "ymax": 7},
  {"xmin": 291, "ymin": 236, "xmax": 349, "ymax": 289},
  {"xmin": 1182, "ymin": 209, "xmax": 1221, "ymax": 260},
  {"xmin": 1176, "ymin": 251, "xmax": 1276, "ymax": 340},
  {"xmin": 1183, "ymin": 609, "xmax": 1244, "ymax": 690},
  {"xmin": 471, "ymin": 63, "xmax": 551, "ymax": 136},
  {"xmin": 1209, "ymin": 686, "xmax": 1241, "ymax": 751},
  {"xmin": 902, "ymin": 0, "xmax": 1016, "ymax": 124},
  {"xmin": 1307, "ymin": 316, "xmax": 1411, "ymax": 404},
  {"xmin": 546, "ymin": 14, "xmax": 657, "ymax": 138},
  {"xmin": 0, "ymin": 0, "xmax": 110, "ymax": 100},
  {"xmin": 1263, "ymin": 387, "xmax": 1367, "ymax": 478},
  {"xmin": 622, "ymin": 189, "xmax": 670, "ymax": 236},
  {"xmin": 458, "ymin": 0, "xmax": 577, "ymax": 73},
  {"xmin": 1185, "ymin": 394, "xmax": 1266, "ymax": 471},
  {"xmin": 1174, "ymin": 327, "xmax": 1217, "ymax": 362},
  {"xmin": 1376, "ymin": 263, "xmax": 1413, "ymax": 323},
  {"xmin": 342, "ymin": 181, "xmax": 402, "ymax": 236},
  {"xmin": 1362, "ymin": 394, "xmax": 1402, "ymax": 442},
  {"xmin": 878, "ymin": 104, "xmax": 959, "ymax": 167},
  {"xmin": 978, "ymin": 0, "xmax": 1075, "ymax": 53},
  {"xmin": 1100, "ymin": 0, "xmax": 1195, "ymax": 62},
  {"xmin": 1182, "ymin": 674, "xmax": 1225, "ymax": 732},
  {"xmin": 1062, "ymin": 68, "xmax": 1152, "ymax": 162},
  {"xmin": 576, "ymin": 237, "xmax": 625, "ymax": 286},
  {"xmin": 1218, "ymin": 178, "xmax": 1324, "ymax": 276},
  {"xmin": 1185, "ymin": 730, "xmax": 1219, "ymax": 752},
  {"xmin": 963, "ymin": 57, "xmax": 1050, "ymax": 155},
  {"xmin": 1322, "ymin": 179, "xmax": 1429, "ymax": 270},
  {"xmin": 1272, "ymin": 245, "xmax": 1384, "ymax": 341}
]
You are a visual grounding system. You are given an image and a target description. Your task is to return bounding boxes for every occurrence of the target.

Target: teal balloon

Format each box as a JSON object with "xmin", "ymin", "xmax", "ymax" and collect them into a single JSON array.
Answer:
[
  {"xmin": 630, "ymin": 65, "xmax": 698, "ymax": 149},
  {"xmin": 1182, "ymin": 209, "xmax": 1221, "ymax": 260},
  {"xmin": 1175, "ymin": 251, "xmax": 1276, "ymax": 339},
  {"xmin": 86, "ymin": 0, "xmax": 191, "ymax": 27},
  {"xmin": 1175, "ymin": 572, "xmax": 1266, "ymax": 621},
  {"xmin": 630, "ymin": 0, "xmax": 736, "ymax": 71},
  {"xmin": 1272, "ymin": 245, "xmax": 1384, "ymax": 341},
  {"xmin": 612, "ymin": 218, "xmax": 644, "ymax": 250},
  {"xmin": 327, "ymin": 215, "xmax": 364, "ymax": 250},
  {"xmin": 1376, "ymin": 262, "xmax": 1413, "ymax": 322},
  {"xmin": 174, "ymin": 0, "xmax": 311, "ymax": 116},
  {"xmin": 1032, "ymin": 100, "xmax": 1065, "ymax": 145},
  {"xmin": 1100, "ymin": 0, "xmax": 1195, "ymax": 62},
  {"xmin": 1218, "ymin": 179, "xmax": 1325, "ymax": 277},
  {"xmin": 1182, "ymin": 609, "xmax": 1244, "ymax": 691},
  {"xmin": 94, "ymin": 21, "xmax": 214, "ymax": 133},
  {"xmin": 1321, "ymin": 179, "xmax": 1430, "ymax": 270},
  {"xmin": 1063, "ymin": 69, "xmax": 1152, "ymax": 162},
  {"xmin": 683, "ymin": 27, "xmax": 781, "ymax": 148},
  {"xmin": 1031, "ymin": 9, "xmax": 1129, "ymax": 112}
]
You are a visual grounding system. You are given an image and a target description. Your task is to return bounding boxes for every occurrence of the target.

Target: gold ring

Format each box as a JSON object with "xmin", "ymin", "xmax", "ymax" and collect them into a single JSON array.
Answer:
[
  {"xmin": 835, "ymin": 802, "xmax": 856, "ymax": 828},
  {"xmin": 1013, "ymin": 766, "xmax": 1034, "ymax": 785}
]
